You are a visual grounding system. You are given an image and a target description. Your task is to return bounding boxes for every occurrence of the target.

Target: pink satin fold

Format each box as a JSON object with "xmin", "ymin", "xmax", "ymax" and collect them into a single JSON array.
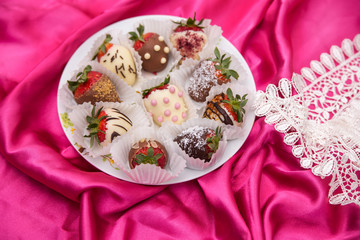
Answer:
[{"xmin": 1, "ymin": 0, "xmax": 360, "ymax": 239}]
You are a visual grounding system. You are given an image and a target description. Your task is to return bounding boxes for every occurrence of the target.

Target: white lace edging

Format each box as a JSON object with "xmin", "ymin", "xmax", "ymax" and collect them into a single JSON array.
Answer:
[{"xmin": 254, "ymin": 34, "xmax": 360, "ymax": 206}]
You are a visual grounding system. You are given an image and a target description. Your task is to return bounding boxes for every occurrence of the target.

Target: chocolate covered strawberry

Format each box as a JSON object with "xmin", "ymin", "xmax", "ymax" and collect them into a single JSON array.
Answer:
[
  {"xmin": 170, "ymin": 13, "xmax": 207, "ymax": 60},
  {"xmin": 128, "ymin": 139, "xmax": 168, "ymax": 169},
  {"xmin": 92, "ymin": 34, "xmax": 137, "ymax": 86},
  {"xmin": 84, "ymin": 106, "xmax": 133, "ymax": 147},
  {"xmin": 203, "ymin": 88, "xmax": 248, "ymax": 126},
  {"xmin": 129, "ymin": 24, "xmax": 169, "ymax": 72},
  {"xmin": 174, "ymin": 126, "xmax": 222, "ymax": 162},
  {"xmin": 67, "ymin": 65, "xmax": 120, "ymax": 104},
  {"xmin": 188, "ymin": 47, "xmax": 239, "ymax": 102},
  {"xmin": 142, "ymin": 76, "xmax": 188, "ymax": 126}
]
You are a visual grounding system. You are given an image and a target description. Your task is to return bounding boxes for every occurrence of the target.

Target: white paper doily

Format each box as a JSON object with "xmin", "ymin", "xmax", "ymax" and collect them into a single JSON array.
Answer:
[{"xmin": 254, "ymin": 34, "xmax": 360, "ymax": 206}]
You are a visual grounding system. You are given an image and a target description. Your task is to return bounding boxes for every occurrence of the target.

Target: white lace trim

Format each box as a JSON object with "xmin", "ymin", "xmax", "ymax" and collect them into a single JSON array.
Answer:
[{"xmin": 254, "ymin": 34, "xmax": 360, "ymax": 206}]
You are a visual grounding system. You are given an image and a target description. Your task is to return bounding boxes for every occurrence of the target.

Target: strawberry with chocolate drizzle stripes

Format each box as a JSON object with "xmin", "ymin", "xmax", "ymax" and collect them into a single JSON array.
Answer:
[
  {"xmin": 203, "ymin": 88, "xmax": 248, "ymax": 126},
  {"xmin": 143, "ymin": 76, "xmax": 188, "ymax": 126},
  {"xmin": 92, "ymin": 34, "xmax": 137, "ymax": 86},
  {"xmin": 67, "ymin": 65, "xmax": 120, "ymax": 105},
  {"xmin": 128, "ymin": 139, "xmax": 168, "ymax": 169},
  {"xmin": 129, "ymin": 24, "xmax": 170, "ymax": 73},
  {"xmin": 84, "ymin": 105, "xmax": 133, "ymax": 147},
  {"xmin": 188, "ymin": 47, "xmax": 239, "ymax": 102},
  {"xmin": 170, "ymin": 13, "xmax": 207, "ymax": 60}
]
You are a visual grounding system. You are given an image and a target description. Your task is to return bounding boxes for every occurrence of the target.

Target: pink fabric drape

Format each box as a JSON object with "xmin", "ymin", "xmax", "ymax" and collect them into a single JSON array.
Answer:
[{"xmin": 1, "ymin": 0, "xmax": 360, "ymax": 239}]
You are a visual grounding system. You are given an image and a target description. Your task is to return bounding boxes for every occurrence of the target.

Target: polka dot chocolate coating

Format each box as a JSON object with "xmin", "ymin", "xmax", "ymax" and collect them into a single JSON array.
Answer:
[
  {"xmin": 137, "ymin": 33, "xmax": 169, "ymax": 72},
  {"xmin": 144, "ymin": 84, "xmax": 188, "ymax": 126}
]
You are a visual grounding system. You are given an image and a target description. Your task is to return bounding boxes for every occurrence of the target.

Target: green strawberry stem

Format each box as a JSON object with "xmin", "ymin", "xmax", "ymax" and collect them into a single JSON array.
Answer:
[
  {"xmin": 141, "ymin": 75, "xmax": 170, "ymax": 98},
  {"xmin": 222, "ymin": 88, "xmax": 248, "ymax": 123},
  {"xmin": 207, "ymin": 126, "xmax": 222, "ymax": 159},
  {"xmin": 84, "ymin": 105, "xmax": 108, "ymax": 147},
  {"xmin": 91, "ymin": 34, "xmax": 112, "ymax": 60},
  {"xmin": 135, "ymin": 147, "xmax": 163, "ymax": 166},
  {"xmin": 212, "ymin": 47, "xmax": 239, "ymax": 80},
  {"xmin": 172, "ymin": 12, "xmax": 204, "ymax": 29},
  {"xmin": 128, "ymin": 24, "xmax": 145, "ymax": 42},
  {"xmin": 67, "ymin": 65, "xmax": 92, "ymax": 93}
]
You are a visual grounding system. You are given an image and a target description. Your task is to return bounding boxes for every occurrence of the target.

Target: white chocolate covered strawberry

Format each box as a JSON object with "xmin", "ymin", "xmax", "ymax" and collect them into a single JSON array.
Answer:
[
  {"xmin": 92, "ymin": 34, "xmax": 137, "ymax": 86},
  {"xmin": 85, "ymin": 106, "xmax": 133, "ymax": 147},
  {"xmin": 142, "ymin": 77, "xmax": 188, "ymax": 126}
]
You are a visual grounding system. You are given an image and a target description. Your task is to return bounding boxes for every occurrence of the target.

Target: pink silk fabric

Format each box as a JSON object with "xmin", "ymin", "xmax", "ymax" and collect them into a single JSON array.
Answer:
[{"xmin": 1, "ymin": 0, "xmax": 360, "ymax": 239}]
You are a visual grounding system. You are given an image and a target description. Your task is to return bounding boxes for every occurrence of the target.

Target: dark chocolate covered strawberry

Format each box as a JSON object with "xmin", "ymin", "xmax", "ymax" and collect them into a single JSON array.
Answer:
[
  {"xmin": 129, "ymin": 24, "xmax": 169, "ymax": 72},
  {"xmin": 128, "ymin": 139, "xmax": 168, "ymax": 169},
  {"xmin": 203, "ymin": 88, "xmax": 248, "ymax": 126},
  {"xmin": 174, "ymin": 126, "xmax": 222, "ymax": 162},
  {"xmin": 142, "ymin": 77, "xmax": 188, "ymax": 126},
  {"xmin": 67, "ymin": 65, "xmax": 120, "ymax": 105},
  {"xmin": 92, "ymin": 34, "xmax": 137, "ymax": 86},
  {"xmin": 84, "ymin": 106, "xmax": 133, "ymax": 147},
  {"xmin": 188, "ymin": 47, "xmax": 239, "ymax": 102},
  {"xmin": 170, "ymin": 13, "xmax": 207, "ymax": 60}
]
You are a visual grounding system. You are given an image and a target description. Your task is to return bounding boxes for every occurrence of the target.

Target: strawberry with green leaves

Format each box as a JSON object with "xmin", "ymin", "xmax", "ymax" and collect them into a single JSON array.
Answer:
[
  {"xmin": 203, "ymin": 88, "xmax": 248, "ymax": 126},
  {"xmin": 84, "ymin": 106, "xmax": 108, "ymax": 148},
  {"xmin": 84, "ymin": 106, "xmax": 133, "ymax": 147},
  {"xmin": 174, "ymin": 126, "xmax": 222, "ymax": 162},
  {"xmin": 188, "ymin": 47, "xmax": 239, "ymax": 102},
  {"xmin": 170, "ymin": 12, "xmax": 207, "ymax": 60},
  {"xmin": 129, "ymin": 24, "xmax": 170, "ymax": 72},
  {"xmin": 67, "ymin": 65, "xmax": 120, "ymax": 105},
  {"xmin": 92, "ymin": 34, "xmax": 113, "ymax": 62},
  {"xmin": 142, "ymin": 76, "xmax": 188, "ymax": 126},
  {"xmin": 128, "ymin": 139, "xmax": 168, "ymax": 169},
  {"xmin": 92, "ymin": 34, "xmax": 137, "ymax": 86}
]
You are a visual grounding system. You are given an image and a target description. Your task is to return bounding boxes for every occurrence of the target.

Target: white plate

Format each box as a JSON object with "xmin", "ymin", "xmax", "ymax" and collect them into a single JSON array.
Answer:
[{"xmin": 57, "ymin": 15, "xmax": 256, "ymax": 185}]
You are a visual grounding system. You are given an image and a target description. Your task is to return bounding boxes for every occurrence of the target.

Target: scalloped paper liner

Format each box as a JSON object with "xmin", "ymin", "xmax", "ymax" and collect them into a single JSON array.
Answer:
[
  {"xmin": 110, "ymin": 126, "xmax": 186, "ymax": 184},
  {"xmin": 69, "ymin": 101, "xmax": 151, "ymax": 157},
  {"xmin": 159, "ymin": 118, "xmax": 228, "ymax": 170}
]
